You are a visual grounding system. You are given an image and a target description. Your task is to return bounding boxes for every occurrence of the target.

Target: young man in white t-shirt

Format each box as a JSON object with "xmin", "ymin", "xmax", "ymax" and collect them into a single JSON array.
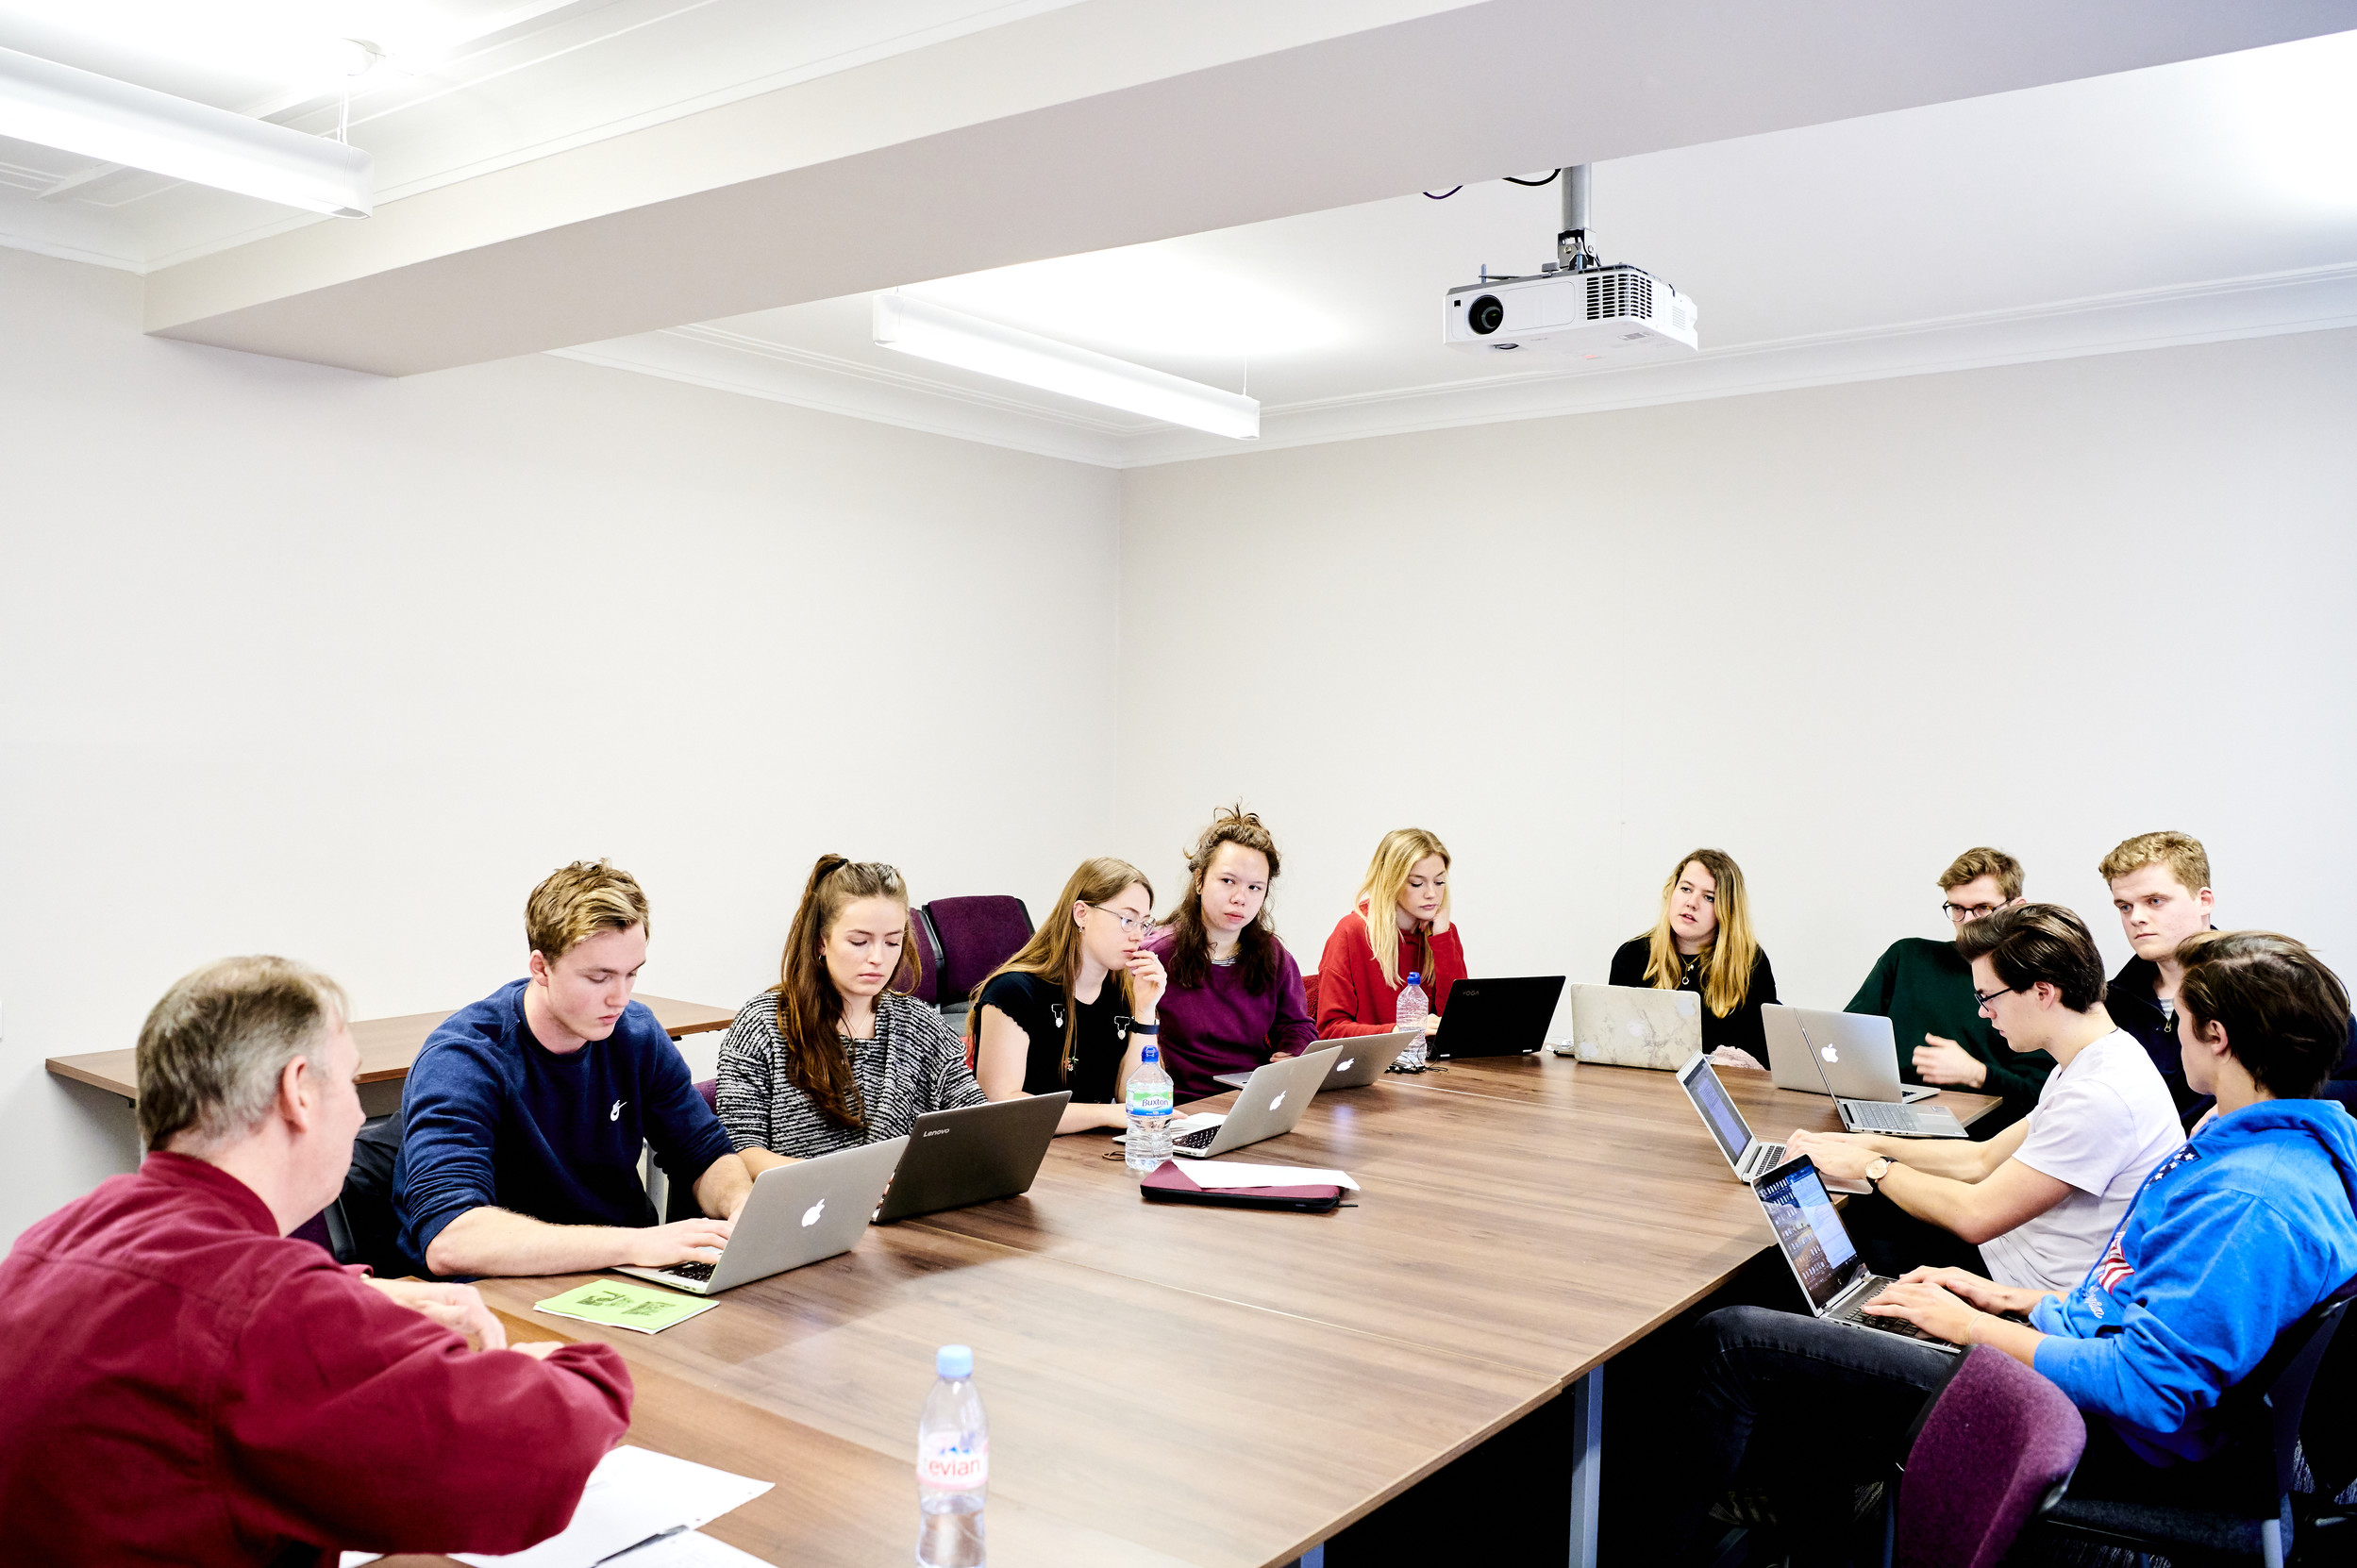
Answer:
[{"xmin": 1788, "ymin": 903, "xmax": 2183, "ymax": 1293}]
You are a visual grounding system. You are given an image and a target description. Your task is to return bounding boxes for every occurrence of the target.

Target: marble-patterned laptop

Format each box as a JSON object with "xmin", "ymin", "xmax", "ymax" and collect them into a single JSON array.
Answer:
[{"xmin": 1566, "ymin": 982, "xmax": 1704, "ymax": 1070}]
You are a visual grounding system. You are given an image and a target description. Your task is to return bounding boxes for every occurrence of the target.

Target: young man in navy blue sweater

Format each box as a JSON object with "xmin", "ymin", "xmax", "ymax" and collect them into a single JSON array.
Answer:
[
  {"xmin": 1676, "ymin": 925, "xmax": 2357, "ymax": 1565},
  {"xmin": 394, "ymin": 860, "xmax": 752, "ymax": 1278}
]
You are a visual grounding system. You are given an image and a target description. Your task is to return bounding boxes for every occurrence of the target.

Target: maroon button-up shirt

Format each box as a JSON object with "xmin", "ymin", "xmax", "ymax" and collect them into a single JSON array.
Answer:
[{"xmin": 0, "ymin": 1151, "xmax": 632, "ymax": 1564}]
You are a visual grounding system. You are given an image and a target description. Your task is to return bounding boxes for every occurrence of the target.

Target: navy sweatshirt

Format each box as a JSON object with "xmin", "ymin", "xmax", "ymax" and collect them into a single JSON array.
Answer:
[{"xmin": 393, "ymin": 979, "xmax": 735, "ymax": 1268}]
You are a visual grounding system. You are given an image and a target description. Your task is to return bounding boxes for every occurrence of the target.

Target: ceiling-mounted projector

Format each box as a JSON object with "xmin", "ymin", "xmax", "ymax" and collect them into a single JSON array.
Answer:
[{"xmin": 1441, "ymin": 165, "xmax": 1697, "ymax": 359}]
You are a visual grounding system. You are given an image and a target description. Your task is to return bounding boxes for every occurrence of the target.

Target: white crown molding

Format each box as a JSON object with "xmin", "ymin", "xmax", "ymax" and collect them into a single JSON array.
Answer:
[
  {"xmin": 548, "ymin": 325, "xmax": 1136, "ymax": 466},
  {"xmin": 548, "ymin": 260, "xmax": 2357, "ymax": 468}
]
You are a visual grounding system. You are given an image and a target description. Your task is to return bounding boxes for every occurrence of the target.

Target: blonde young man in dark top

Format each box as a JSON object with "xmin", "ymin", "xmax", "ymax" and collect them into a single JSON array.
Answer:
[{"xmin": 1846, "ymin": 846, "xmax": 2053, "ymax": 1136}]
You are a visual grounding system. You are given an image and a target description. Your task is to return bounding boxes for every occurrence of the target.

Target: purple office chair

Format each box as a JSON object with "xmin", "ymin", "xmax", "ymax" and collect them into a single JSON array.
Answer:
[
  {"xmin": 1894, "ymin": 1344, "xmax": 2084, "ymax": 1568},
  {"xmin": 695, "ymin": 1076, "xmax": 718, "ymax": 1113},
  {"xmin": 923, "ymin": 895, "xmax": 1035, "ymax": 1010}
]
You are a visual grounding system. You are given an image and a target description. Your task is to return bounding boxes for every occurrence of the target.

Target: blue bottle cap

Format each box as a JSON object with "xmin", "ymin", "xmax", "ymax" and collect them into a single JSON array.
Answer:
[
  {"xmin": 1141, "ymin": 1043, "xmax": 1159, "ymax": 1063},
  {"xmin": 937, "ymin": 1343, "xmax": 974, "ymax": 1379},
  {"xmin": 1406, "ymin": 972, "xmax": 1420, "ymax": 984}
]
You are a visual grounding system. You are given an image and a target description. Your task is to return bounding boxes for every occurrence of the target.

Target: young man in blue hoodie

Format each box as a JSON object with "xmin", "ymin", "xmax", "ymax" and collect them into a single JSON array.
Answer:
[{"xmin": 1677, "ymin": 928, "xmax": 2357, "ymax": 1565}]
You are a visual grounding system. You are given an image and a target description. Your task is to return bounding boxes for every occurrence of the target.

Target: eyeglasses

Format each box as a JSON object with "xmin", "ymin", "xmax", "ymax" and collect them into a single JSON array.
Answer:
[
  {"xmin": 1970, "ymin": 983, "xmax": 2019, "ymax": 1009},
  {"xmin": 1943, "ymin": 901, "xmax": 2003, "ymax": 924},
  {"xmin": 1088, "ymin": 904, "xmax": 1148, "ymax": 935}
]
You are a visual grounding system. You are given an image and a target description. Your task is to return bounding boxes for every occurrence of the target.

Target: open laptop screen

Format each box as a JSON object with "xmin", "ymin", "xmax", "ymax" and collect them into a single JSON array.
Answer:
[
  {"xmin": 1755, "ymin": 1159, "xmax": 1862, "ymax": 1312},
  {"xmin": 1681, "ymin": 1060, "xmax": 1754, "ymax": 1163}
]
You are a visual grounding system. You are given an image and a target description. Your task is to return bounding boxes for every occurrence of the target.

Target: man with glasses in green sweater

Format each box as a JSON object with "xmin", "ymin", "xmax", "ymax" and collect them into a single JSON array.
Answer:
[{"xmin": 1846, "ymin": 846, "xmax": 2055, "ymax": 1137}]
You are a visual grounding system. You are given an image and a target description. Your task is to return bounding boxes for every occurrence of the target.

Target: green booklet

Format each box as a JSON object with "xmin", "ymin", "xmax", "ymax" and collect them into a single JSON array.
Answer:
[{"xmin": 534, "ymin": 1278, "xmax": 720, "ymax": 1334}]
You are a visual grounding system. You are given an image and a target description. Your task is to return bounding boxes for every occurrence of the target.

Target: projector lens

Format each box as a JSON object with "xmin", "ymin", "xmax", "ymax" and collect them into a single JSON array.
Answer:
[{"xmin": 1467, "ymin": 294, "xmax": 1505, "ymax": 335}]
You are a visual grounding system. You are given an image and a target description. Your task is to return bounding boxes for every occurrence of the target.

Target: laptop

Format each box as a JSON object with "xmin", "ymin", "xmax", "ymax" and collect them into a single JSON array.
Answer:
[
  {"xmin": 1764, "ymin": 1006, "xmax": 1967, "ymax": 1139},
  {"xmin": 1750, "ymin": 1155, "xmax": 1960, "ymax": 1354},
  {"xmin": 1675, "ymin": 1053, "xmax": 1789, "ymax": 1182},
  {"xmin": 1763, "ymin": 1005, "xmax": 1943, "ymax": 1103},
  {"xmin": 873, "ymin": 1092, "xmax": 1070, "ymax": 1223},
  {"xmin": 1212, "ymin": 1031, "xmax": 1413, "ymax": 1092},
  {"xmin": 1165, "ymin": 1045, "xmax": 1343, "ymax": 1159},
  {"xmin": 614, "ymin": 1136, "xmax": 908, "ymax": 1296},
  {"xmin": 1428, "ymin": 976, "xmax": 1565, "ymax": 1059},
  {"xmin": 1564, "ymin": 982, "xmax": 1702, "ymax": 1070}
]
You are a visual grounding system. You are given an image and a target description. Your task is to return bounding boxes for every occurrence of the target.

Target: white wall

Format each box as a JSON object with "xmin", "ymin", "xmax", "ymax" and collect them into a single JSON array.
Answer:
[
  {"xmin": 0, "ymin": 247, "xmax": 1121, "ymax": 1246},
  {"xmin": 1116, "ymin": 329, "xmax": 2357, "ymax": 1031}
]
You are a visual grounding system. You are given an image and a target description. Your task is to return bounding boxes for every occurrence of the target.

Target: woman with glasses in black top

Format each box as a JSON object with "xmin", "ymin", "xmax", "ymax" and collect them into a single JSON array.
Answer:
[{"xmin": 972, "ymin": 857, "xmax": 1168, "ymax": 1134}]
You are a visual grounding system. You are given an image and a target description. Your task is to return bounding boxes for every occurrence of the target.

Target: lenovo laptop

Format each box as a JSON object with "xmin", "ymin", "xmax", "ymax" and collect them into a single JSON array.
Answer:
[
  {"xmin": 1428, "ymin": 976, "xmax": 1565, "ymax": 1059},
  {"xmin": 1160, "ymin": 1045, "xmax": 1343, "ymax": 1159},
  {"xmin": 1212, "ymin": 1031, "xmax": 1413, "ymax": 1092},
  {"xmin": 615, "ymin": 1136, "xmax": 907, "ymax": 1296},
  {"xmin": 1675, "ymin": 1053, "xmax": 1789, "ymax": 1182},
  {"xmin": 1764, "ymin": 1006, "xmax": 1967, "ymax": 1139},
  {"xmin": 874, "ymin": 1092, "xmax": 1070, "ymax": 1223},
  {"xmin": 1751, "ymin": 1155, "xmax": 1959, "ymax": 1354},
  {"xmin": 1565, "ymin": 982, "xmax": 1703, "ymax": 1070}
]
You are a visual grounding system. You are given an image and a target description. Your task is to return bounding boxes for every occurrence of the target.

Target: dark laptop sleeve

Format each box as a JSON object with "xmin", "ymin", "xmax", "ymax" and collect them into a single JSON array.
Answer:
[{"xmin": 1138, "ymin": 1160, "xmax": 1346, "ymax": 1213}]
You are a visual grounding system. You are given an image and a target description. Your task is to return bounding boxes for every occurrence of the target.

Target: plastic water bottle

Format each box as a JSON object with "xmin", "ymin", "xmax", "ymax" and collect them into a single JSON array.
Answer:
[
  {"xmin": 1396, "ymin": 973, "xmax": 1430, "ymax": 1069},
  {"xmin": 1125, "ymin": 1043, "xmax": 1175, "ymax": 1172},
  {"xmin": 917, "ymin": 1343, "xmax": 987, "ymax": 1568}
]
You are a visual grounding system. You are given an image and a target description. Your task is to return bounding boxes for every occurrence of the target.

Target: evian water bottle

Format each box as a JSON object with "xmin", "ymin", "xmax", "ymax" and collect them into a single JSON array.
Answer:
[
  {"xmin": 1125, "ymin": 1043, "xmax": 1175, "ymax": 1173},
  {"xmin": 917, "ymin": 1343, "xmax": 987, "ymax": 1567},
  {"xmin": 1395, "ymin": 973, "xmax": 1430, "ymax": 1068}
]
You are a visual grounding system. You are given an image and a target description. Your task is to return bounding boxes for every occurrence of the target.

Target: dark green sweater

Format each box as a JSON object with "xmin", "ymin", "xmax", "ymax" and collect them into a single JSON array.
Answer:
[{"xmin": 1846, "ymin": 937, "xmax": 2054, "ymax": 1137}]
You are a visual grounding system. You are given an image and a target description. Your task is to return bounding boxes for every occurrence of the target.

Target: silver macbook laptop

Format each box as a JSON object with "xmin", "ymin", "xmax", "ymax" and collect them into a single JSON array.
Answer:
[
  {"xmin": 1675, "ymin": 1053, "xmax": 1787, "ymax": 1182},
  {"xmin": 1212, "ymin": 1032, "xmax": 1412, "ymax": 1093},
  {"xmin": 1763, "ymin": 1006, "xmax": 1960, "ymax": 1139},
  {"xmin": 614, "ymin": 1136, "xmax": 907, "ymax": 1296},
  {"xmin": 1167, "ymin": 1045, "xmax": 1343, "ymax": 1159},
  {"xmin": 1566, "ymin": 983, "xmax": 1702, "ymax": 1070},
  {"xmin": 1752, "ymin": 1155, "xmax": 1959, "ymax": 1355}
]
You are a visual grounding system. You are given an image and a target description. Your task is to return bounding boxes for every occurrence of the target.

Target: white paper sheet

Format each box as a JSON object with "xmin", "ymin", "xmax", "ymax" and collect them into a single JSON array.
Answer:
[
  {"xmin": 362, "ymin": 1445, "xmax": 775, "ymax": 1568},
  {"xmin": 604, "ymin": 1529, "xmax": 774, "ymax": 1566},
  {"xmin": 1177, "ymin": 1159, "xmax": 1360, "ymax": 1192}
]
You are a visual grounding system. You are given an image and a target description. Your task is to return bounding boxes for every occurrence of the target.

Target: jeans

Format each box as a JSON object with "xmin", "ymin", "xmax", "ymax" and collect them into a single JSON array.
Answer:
[{"xmin": 1674, "ymin": 1305, "xmax": 1957, "ymax": 1566}]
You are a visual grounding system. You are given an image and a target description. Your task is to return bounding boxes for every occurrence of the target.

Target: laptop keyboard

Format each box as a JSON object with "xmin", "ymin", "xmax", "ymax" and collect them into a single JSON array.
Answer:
[
  {"xmin": 1832, "ymin": 1280, "xmax": 1945, "ymax": 1344},
  {"xmin": 1844, "ymin": 1101, "xmax": 1917, "ymax": 1135},
  {"xmin": 1173, "ymin": 1124, "xmax": 1222, "ymax": 1151},
  {"xmin": 657, "ymin": 1260, "xmax": 716, "ymax": 1281},
  {"xmin": 1755, "ymin": 1142, "xmax": 1784, "ymax": 1169}
]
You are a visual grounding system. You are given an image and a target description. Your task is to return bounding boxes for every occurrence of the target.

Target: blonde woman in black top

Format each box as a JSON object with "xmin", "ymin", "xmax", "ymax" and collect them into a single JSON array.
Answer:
[{"xmin": 972, "ymin": 858, "xmax": 1167, "ymax": 1134}]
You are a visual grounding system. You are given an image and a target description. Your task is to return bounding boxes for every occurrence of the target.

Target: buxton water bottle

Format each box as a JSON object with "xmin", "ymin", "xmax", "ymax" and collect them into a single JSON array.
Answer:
[
  {"xmin": 1125, "ymin": 1042, "xmax": 1175, "ymax": 1172},
  {"xmin": 1395, "ymin": 973, "xmax": 1431, "ymax": 1068},
  {"xmin": 917, "ymin": 1343, "xmax": 987, "ymax": 1567}
]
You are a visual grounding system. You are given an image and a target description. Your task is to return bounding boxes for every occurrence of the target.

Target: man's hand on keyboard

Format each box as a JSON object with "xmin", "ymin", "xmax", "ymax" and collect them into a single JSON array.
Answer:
[
  {"xmin": 1783, "ymin": 1129, "xmax": 1876, "ymax": 1181},
  {"xmin": 620, "ymin": 1217, "xmax": 733, "ymax": 1269},
  {"xmin": 1858, "ymin": 1277, "xmax": 1981, "ymax": 1345},
  {"xmin": 1897, "ymin": 1266, "xmax": 2045, "ymax": 1319}
]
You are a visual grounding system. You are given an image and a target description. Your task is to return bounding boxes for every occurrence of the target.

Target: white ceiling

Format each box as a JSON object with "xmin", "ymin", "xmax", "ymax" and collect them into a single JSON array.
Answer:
[
  {"xmin": 1, "ymin": 3, "xmax": 2351, "ymax": 466},
  {"xmin": 559, "ymin": 28, "xmax": 2357, "ymax": 466},
  {"xmin": 0, "ymin": 0, "xmax": 1091, "ymax": 270}
]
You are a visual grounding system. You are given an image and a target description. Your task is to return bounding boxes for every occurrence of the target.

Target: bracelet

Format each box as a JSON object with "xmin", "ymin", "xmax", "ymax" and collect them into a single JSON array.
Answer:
[{"xmin": 1126, "ymin": 1021, "xmax": 1160, "ymax": 1035}]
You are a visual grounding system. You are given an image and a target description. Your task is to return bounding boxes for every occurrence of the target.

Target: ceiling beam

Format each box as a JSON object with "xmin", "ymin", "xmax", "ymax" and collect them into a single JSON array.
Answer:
[{"xmin": 144, "ymin": 0, "xmax": 2357, "ymax": 375}]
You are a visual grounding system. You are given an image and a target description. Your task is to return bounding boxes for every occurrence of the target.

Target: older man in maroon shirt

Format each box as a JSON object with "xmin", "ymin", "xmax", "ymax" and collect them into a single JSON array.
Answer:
[{"xmin": 0, "ymin": 955, "xmax": 634, "ymax": 1565}]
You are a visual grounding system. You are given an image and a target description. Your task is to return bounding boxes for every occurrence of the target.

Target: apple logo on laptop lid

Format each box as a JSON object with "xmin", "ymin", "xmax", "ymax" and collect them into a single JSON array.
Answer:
[
  {"xmin": 1338, "ymin": 1058, "xmax": 1355, "ymax": 1072},
  {"xmin": 801, "ymin": 1198, "xmax": 826, "ymax": 1227},
  {"xmin": 1269, "ymin": 1092, "xmax": 1286, "ymax": 1111},
  {"xmin": 1820, "ymin": 1043, "xmax": 1839, "ymax": 1063}
]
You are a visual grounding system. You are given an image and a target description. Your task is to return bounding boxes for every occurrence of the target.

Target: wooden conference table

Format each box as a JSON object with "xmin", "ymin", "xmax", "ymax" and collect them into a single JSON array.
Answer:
[
  {"xmin": 451, "ymin": 1054, "xmax": 1995, "ymax": 1568},
  {"xmin": 42, "ymin": 993, "xmax": 736, "ymax": 1102}
]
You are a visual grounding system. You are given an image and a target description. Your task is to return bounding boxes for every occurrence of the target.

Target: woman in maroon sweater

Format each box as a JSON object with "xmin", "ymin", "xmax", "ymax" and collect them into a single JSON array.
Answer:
[
  {"xmin": 1144, "ymin": 805, "xmax": 1317, "ymax": 1102},
  {"xmin": 1316, "ymin": 827, "xmax": 1467, "ymax": 1040}
]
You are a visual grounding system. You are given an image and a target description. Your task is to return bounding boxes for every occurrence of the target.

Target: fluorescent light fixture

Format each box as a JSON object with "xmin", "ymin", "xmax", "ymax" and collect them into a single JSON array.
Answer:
[
  {"xmin": 0, "ymin": 43, "xmax": 373, "ymax": 216},
  {"xmin": 921, "ymin": 249, "xmax": 1341, "ymax": 360},
  {"xmin": 875, "ymin": 293, "xmax": 1259, "ymax": 440}
]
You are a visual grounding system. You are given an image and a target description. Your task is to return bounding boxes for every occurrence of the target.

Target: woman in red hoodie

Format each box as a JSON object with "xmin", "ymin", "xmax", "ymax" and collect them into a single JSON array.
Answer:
[{"xmin": 1316, "ymin": 827, "xmax": 1467, "ymax": 1040}]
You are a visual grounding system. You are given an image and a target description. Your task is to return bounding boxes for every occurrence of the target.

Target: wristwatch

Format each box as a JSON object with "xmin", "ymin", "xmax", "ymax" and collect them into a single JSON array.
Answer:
[{"xmin": 1865, "ymin": 1156, "xmax": 1893, "ymax": 1192}]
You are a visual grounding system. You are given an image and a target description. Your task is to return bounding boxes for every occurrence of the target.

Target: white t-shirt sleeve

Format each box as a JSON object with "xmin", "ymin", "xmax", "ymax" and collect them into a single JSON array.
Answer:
[{"xmin": 2010, "ymin": 1075, "xmax": 2141, "ymax": 1194}]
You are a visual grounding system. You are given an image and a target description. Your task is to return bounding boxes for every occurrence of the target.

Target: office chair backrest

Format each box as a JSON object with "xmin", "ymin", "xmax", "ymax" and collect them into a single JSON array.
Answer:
[
  {"xmin": 894, "ymin": 906, "xmax": 943, "ymax": 1006},
  {"xmin": 924, "ymin": 895, "xmax": 1035, "ymax": 1006},
  {"xmin": 1304, "ymin": 969, "xmax": 1323, "ymax": 1024},
  {"xmin": 2302, "ymin": 1281, "xmax": 2357, "ymax": 1506},
  {"xmin": 696, "ymin": 1076, "xmax": 718, "ymax": 1113},
  {"xmin": 1897, "ymin": 1344, "xmax": 2085, "ymax": 1568}
]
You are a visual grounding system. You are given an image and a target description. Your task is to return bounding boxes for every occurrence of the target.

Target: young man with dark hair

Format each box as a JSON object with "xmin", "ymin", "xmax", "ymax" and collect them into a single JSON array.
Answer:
[
  {"xmin": 1676, "ymin": 928, "xmax": 2357, "ymax": 1566},
  {"xmin": 395, "ymin": 859, "xmax": 754, "ymax": 1278},
  {"xmin": 1795, "ymin": 904, "xmax": 2181, "ymax": 1293},
  {"xmin": 1845, "ymin": 846, "xmax": 2052, "ymax": 1135},
  {"xmin": 0, "ymin": 957, "xmax": 632, "ymax": 1563}
]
